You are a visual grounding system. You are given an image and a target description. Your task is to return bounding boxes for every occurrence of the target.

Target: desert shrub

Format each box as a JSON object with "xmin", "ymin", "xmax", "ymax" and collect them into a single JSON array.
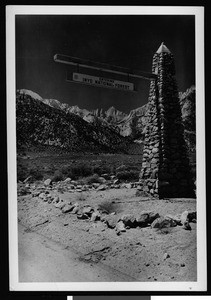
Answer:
[
  {"xmin": 92, "ymin": 165, "xmax": 113, "ymax": 175},
  {"xmin": 29, "ymin": 168, "xmax": 43, "ymax": 181},
  {"xmin": 17, "ymin": 164, "xmax": 28, "ymax": 182},
  {"xmin": 52, "ymin": 170, "xmax": 64, "ymax": 182},
  {"xmin": 116, "ymin": 170, "xmax": 139, "ymax": 181},
  {"xmin": 116, "ymin": 164, "xmax": 127, "ymax": 172},
  {"xmin": 62, "ymin": 164, "xmax": 93, "ymax": 179},
  {"xmin": 98, "ymin": 200, "xmax": 121, "ymax": 214},
  {"xmin": 83, "ymin": 173, "xmax": 103, "ymax": 185}
]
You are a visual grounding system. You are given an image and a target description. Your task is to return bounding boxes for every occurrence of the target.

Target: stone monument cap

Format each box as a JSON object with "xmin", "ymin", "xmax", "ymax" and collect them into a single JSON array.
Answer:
[{"xmin": 156, "ymin": 42, "xmax": 171, "ymax": 54}]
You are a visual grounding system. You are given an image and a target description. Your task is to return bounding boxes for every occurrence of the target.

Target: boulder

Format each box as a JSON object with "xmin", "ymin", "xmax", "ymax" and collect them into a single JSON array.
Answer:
[
  {"xmin": 54, "ymin": 200, "xmax": 65, "ymax": 209},
  {"xmin": 97, "ymin": 184, "xmax": 107, "ymax": 191},
  {"xmin": 62, "ymin": 204, "xmax": 74, "ymax": 213},
  {"xmin": 44, "ymin": 178, "xmax": 52, "ymax": 186},
  {"xmin": 64, "ymin": 177, "xmax": 71, "ymax": 183},
  {"xmin": 188, "ymin": 211, "xmax": 197, "ymax": 222},
  {"xmin": 136, "ymin": 212, "xmax": 159, "ymax": 227},
  {"xmin": 115, "ymin": 220, "xmax": 126, "ymax": 233},
  {"xmin": 77, "ymin": 213, "xmax": 89, "ymax": 220},
  {"xmin": 148, "ymin": 212, "xmax": 160, "ymax": 223},
  {"xmin": 52, "ymin": 196, "xmax": 60, "ymax": 204},
  {"xmin": 182, "ymin": 221, "xmax": 192, "ymax": 230},
  {"xmin": 91, "ymin": 211, "xmax": 101, "ymax": 222},
  {"xmin": 92, "ymin": 183, "xmax": 100, "ymax": 188},
  {"xmin": 82, "ymin": 206, "xmax": 94, "ymax": 217},
  {"xmin": 151, "ymin": 216, "xmax": 177, "ymax": 228},
  {"xmin": 165, "ymin": 214, "xmax": 182, "ymax": 225},
  {"xmin": 120, "ymin": 214, "xmax": 136, "ymax": 228},
  {"xmin": 180, "ymin": 210, "xmax": 189, "ymax": 224},
  {"xmin": 39, "ymin": 192, "xmax": 46, "ymax": 199},
  {"xmin": 104, "ymin": 215, "xmax": 119, "ymax": 228},
  {"xmin": 136, "ymin": 213, "xmax": 149, "ymax": 226},
  {"xmin": 98, "ymin": 177, "xmax": 107, "ymax": 183},
  {"xmin": 163, "ymin": 253, "xmax": 170, "ymax": 260},
  {"xmin": 71, "ymin": 206, "xmax": 79, "ymax": 214},
  {"xmin": 125, "ymin": 183, "xmax": 132, "ymax": 189}
]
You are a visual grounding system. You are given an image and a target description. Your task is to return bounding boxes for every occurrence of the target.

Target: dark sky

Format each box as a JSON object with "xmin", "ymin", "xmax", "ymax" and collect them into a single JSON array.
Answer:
[{"xmin": 16, "ymin": 15, "xmax": 195, "ymax": 113}]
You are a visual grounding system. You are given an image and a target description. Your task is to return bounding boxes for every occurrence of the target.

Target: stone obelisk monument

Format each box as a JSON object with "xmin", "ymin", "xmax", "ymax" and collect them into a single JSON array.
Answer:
[{"xmin": 140, "ymin": 43, "xmax": 195, "ymax": 198}]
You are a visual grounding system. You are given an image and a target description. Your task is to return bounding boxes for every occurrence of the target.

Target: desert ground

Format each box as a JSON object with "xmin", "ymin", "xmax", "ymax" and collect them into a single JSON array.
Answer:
[{"xmin": 17, "ymin": 152, "xmax": 197, "ymax": 282}]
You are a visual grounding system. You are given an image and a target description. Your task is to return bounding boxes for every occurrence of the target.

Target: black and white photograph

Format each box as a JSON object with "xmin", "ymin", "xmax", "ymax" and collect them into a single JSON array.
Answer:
[{"xmin": 6, "ymin": 6, "xmax": 206, "ymax": 291}]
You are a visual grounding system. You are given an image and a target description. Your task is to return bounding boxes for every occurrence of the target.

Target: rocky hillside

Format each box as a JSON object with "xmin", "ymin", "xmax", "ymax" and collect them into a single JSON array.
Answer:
[
  {"xmin": 17, "ymin": 87, "xmax": 195, "ymax": 156},
  {"xmin": 179, "ymin": 86, "xmax": 196, "ymax": 161},
  {"xmin": 16, "ymin": 91, "xmax": 136, "ymax": 154}
]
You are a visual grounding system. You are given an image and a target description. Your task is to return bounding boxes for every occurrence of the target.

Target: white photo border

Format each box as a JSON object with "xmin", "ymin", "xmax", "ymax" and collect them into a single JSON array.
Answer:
[{"xmin": 6, "ymin": 5, "xmax": 206, "ymax": 291}]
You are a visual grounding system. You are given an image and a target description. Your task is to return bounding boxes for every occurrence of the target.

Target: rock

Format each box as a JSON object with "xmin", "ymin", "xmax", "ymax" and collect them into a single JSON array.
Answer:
[
  {"xmin": 120, "ymin": 214, "xmax": 136, "ymax": 228},
  {"xmin": 180, "ymin": 263, "xmax": 185, "ymax": 267},
  {"xmin": 77, "ymin": 213, "xmax": 89, "ymax": 220},
  {"xmin": 114, "ymin": 184, "xmax": 120, "ymax": 189},
  {"xmin": 32, "ymin": 190, "xmax": 40, "ymax": 197},
  {"xmin": 136, "ymin": 211, "xmax": 159, "ymax": 226},
  {"xmin": 82, "ymin": 206, "xmax": 94, "ymax": 217},
  {"xmin": 64, "ymin": 177, "xmax": 71, "ymax": 183},
  {"xmin": 104, "ymin": 215, "xmax": 119, "ymax": 228},
  {"xmin": 44, "ymin": 178, "xmax": 52, "ymax": 186},
  {"xmin": 62, "ymin": 204, "xmax": 74, "ymax": 213},
  {"xmin": 163, "ymin": 253, "xmax": 170, "ymax": 260},
  {"xmin": 98, "ymin": 177, "xmax": 107, "ymax": 183},
  {"xmin": 39, "ymin": 192, "xmax": 46, "ymax": 199},
  {"xmin": 180, "ymin": 210, "xmax": 189, "ymax": 224},
  {"xmin": 136, "ymin": 213, "xmax": 149, "ymax": 226},
  {"xmin": 54, "ymin": 200, "xmax": 65, "ymax": 209},
  {"xmin": 151, "ymin": 216, "xmax": 177, "ymax": 228},
  {"xmin": 113, "ymin": 179, "xmax": 119, "ymax": 184},
  {"xmin": 115, "ymin": 221, "xmax": 126, "ymax": 233},
  {"xmin": 148, "ymin": 212, "xmax": 160, "ymax": 223},
  {"xmin": 97, "ymin": 184, "xmax": 107, "ymax": 191},
  {"xmin": 125, "ymin": 183, "xmax": 132, "ymax": 189},
  {"xmin": 52, "ymin": 196, "xmax": 60, "ymax": 204},
  {"xmin": 188, "ymin": 211, "xmax": 197, "ymax": 222},
  {"xmin": 92, "ymin": 183, "xmax": 100, "ymax": 188},
  {"xmin": 165, "ymin": 214, "xmax": 181, "ymax": 225},
  {"xmin": 91, "ymin": 211, "xmax": 101, "ymax": 222},
  {"xmin": 170, "ymin": 214, "xmax": 182, "ymax": 225},
  {"xmin": 182, "ymin": 221, "xmax": 192, "ymax": 230},
  {"xmin": 71, "ymin": 206, "xmax": 79, "ymax": 214}
]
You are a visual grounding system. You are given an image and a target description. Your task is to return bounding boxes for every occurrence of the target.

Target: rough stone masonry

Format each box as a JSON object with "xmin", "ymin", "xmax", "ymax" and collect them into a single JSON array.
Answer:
[{"xmin": 140, "ymin": 43, "xmax": 195, "ymax": 198}]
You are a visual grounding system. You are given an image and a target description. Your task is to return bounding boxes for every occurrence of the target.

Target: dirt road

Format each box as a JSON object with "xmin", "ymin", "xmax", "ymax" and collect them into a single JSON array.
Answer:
[{"xmin": 18, "ymin": 223, "xmax": 136, "ymax": 282}]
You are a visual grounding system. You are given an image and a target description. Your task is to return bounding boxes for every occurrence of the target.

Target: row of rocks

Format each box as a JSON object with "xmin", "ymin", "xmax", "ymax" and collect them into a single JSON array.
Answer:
[
  {"xmin": 18, "ymin": 177, "xmax": 143, "ymax": 196},
  {"xmin": 36, "ymin": 189, "xmax": 196, "ymax": 234}
]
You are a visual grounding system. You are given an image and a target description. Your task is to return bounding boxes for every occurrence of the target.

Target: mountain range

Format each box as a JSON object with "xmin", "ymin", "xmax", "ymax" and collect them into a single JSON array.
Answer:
[{"xmin": 16, "ymin": 87, "xmax": 195, "ymax": 156}]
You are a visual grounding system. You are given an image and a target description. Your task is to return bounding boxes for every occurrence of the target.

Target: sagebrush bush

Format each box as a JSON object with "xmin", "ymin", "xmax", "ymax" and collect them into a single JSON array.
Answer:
[
  {"xmin": 61, "ymin": 164, "xmax": 93, "ymax": 179},
  {"xmin": 116, "ymin": 170, "xmax": 139, "ymax": 181},
  {"xmin": 29, "ymin": 168, "xmax": 43, "ymax": 181},
  {"xmin": 92, "ymin": 165, "xmax": 113, "ymax": 175},
  {"xmin": 83, "ymin": 173, "xmax": 103, "ymax": 185},
  {"xmin": 52, "ymin": 170, "xmax": 64, "ymax": 182}
]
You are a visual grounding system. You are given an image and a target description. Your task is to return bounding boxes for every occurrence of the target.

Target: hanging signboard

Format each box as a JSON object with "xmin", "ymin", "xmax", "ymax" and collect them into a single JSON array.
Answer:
[{"xmin": 71, "ymin": 72, "xmax": 134, "ymax": 91}]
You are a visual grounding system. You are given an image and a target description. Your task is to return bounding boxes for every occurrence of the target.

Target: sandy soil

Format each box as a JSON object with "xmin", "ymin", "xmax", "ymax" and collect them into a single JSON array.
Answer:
[{"xmin": 18, "ymin": 185, "xmax": 197, "ymax": 282}]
